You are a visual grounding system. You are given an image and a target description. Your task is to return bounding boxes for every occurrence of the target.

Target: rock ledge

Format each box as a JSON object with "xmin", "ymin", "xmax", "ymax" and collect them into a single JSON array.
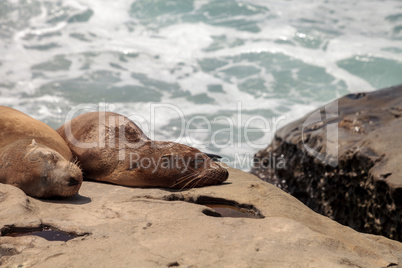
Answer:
[{"xmin": 1, "ymin": 167, "xmax": 402, "ymax": 267}]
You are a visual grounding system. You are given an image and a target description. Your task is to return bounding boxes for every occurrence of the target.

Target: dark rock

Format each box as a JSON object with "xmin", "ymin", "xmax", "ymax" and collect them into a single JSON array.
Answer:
[{"xmin": 251, "ymin": 84, "xmax": 402, "ymax": 241}]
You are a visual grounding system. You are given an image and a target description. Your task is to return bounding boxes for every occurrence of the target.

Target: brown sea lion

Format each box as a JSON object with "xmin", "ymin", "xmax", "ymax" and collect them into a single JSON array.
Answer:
[
  {"xmin": 0, "ymin": 106, "xmax": 83, "ymax": 198},
  {"xmin": 57, "ymin": 112, "xmax": 228, "ymax": 188}
]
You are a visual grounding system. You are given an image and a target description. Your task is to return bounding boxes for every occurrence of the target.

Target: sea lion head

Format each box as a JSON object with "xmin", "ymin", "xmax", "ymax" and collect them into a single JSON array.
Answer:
[
  {"xmin": 127, "ymin": 141, "xmax": 228, "ymax": 189},
  {"xmin": 0, "ymin": 139, "xmax": 83, "ymax": 198}
]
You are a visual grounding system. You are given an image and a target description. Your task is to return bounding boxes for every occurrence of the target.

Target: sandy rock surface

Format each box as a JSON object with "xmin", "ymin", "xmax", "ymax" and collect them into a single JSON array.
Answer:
[{"xmin": 1, "ymin": 167, "xmax": 402, "ymax": 267}]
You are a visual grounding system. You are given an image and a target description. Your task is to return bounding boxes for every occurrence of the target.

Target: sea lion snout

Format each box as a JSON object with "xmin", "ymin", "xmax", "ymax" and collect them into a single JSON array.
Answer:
[
  {"xmin": 195, "ymin": 160, "xmax": 229, "ymax": 186},
  {"xmin": 49, "ymin": 157, "xmax": 83, "ymax": 193},
  {"xmin": 22, "ymin": 143, "xmax": 83, "ymax": 198},
  {"xmin": 211, "ymin": 164, "xmax": 229, "ymax": 182},
  {"xmin": 164, "ymin": 147, "xmax": 229, "ymax": 189},
  {"xmin": 68, "ymin": 177, "xmax": 81, "ymax": 186}
]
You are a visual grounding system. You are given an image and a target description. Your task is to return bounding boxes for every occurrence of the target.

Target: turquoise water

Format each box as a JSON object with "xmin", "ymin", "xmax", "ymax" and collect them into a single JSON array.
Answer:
[{"xmin": 1, "ymin": 0, "xmax": 402, "ymax": 170}]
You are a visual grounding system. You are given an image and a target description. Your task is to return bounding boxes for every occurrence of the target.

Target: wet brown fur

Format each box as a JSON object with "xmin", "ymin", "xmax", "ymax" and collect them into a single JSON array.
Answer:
[
  {"xmin": 0, "ymin": 106, "xmax": 83, "ymax": 198},
  {"xmin": 57, "ymin": 112, "xmax": 228, "ymax": 188}
]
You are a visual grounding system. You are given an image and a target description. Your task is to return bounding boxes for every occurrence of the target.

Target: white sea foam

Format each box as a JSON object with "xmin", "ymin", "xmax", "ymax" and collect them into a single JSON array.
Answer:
[{"xmin": 1, "ymin": 0, "xmax": 402, "ymax": 169}]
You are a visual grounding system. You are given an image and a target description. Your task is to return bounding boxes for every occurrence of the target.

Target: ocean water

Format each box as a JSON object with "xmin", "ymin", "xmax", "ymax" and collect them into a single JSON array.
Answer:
[{"xmin": 1, "ymin": 0, "xmax": 402, "ymax": 170}]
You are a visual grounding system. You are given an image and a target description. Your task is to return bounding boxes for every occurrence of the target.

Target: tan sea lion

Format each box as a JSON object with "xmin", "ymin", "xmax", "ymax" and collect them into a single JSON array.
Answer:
[
  {"xmin": 0, "ymin": 106, "xmax": 83, "ymax": 198},
  {"xmin": 57, "ymin": 112, "xmax": 228, "ymax": 188}
]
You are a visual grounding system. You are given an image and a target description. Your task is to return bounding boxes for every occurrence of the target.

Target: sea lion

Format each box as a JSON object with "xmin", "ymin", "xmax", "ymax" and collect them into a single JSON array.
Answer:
[
  {"xmin": 57, "ymin": 112, "xmax": 228, "ymax": 188},
  {"xmin": 0, "ymin": 106, "xmax": 83, "ymax": 198}
]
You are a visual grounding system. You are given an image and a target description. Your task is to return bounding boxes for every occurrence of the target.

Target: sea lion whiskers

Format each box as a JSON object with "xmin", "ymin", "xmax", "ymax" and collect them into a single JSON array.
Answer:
[
  {"xmin": 179, "ymin": 176, "xmax": 200, "ymax": 191},
  {"xmin": 190, "ymin": 176, "xmax": 203, "ymax": 189},
  {"xmin": 68, "ymin": 157, "xmax": 81, "ymax": 171},
  {"xmin": 170, "ymin": 159, "xmax": 226, "ymax": 190},
  {"xmin": 187, "ymin": 171, "xmax": 213, "ymax": 190},
  {"xmin": 174, "ymin": 168, "xmax": 198, "ymax": 182},
  {"xmin": 170, "ymin": 174, "xmax": 193, "ymax": 187},
  {"xmin": 192, "ymin": 171, "xmax": 227, "ymax": 189},
  {"xmin": 185, "ymin": 173, "xmax": 214, "ymax": 190},
  {"xmin": 170, "ymin": 172, "xmax": 198, "ymax": 188},
  {"xmin": 178, "ymin": 171, "xmax": 210, "ymax": 190},
  {"xmin": 67, "ymin": 158, "xmax": 72, "ymax": 169},
  {"xmin": 74, "ymin": 157, "xmax": 81, "ymax": 169}
]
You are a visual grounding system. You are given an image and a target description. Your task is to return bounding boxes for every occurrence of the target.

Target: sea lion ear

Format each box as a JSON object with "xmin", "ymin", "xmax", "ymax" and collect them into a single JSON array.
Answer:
[{"xmin": 30, "ymin": 139, "xmax": 37, "ymax": 146}]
